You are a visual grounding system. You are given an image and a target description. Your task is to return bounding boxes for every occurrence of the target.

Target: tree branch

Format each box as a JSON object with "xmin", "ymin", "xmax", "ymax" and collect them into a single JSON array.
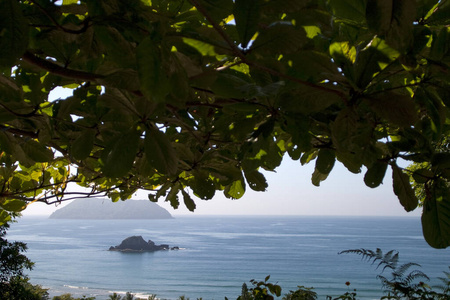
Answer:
[{"xmin": 21, "ymin": 51, "xmax": 104, "ymax": 82}]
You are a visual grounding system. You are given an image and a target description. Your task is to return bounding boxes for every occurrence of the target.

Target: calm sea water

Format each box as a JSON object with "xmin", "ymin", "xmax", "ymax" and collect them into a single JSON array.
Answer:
[{"xmin": 7, "ymin": 216, "xmax": 450, "ymax": 300}]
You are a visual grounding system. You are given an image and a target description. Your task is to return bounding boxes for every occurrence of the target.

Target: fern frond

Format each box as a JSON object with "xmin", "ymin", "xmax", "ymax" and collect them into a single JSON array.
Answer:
[
  {"xmin": 392, "ymin": 262, "xmax": 422, "ymax": 279},
  {"xmin": 403, "ymin": 270, "xmax": 429, "ymax": 285},
  {"xmin": 340, "ymin": 248, "xmax": 400, "ymax": 272}
]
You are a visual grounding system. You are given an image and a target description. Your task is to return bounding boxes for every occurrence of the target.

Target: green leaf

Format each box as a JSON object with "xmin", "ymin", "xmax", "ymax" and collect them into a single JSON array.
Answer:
[
  {"xmin": 279, "ymin": 85, "xmax": 342, "ymax": 114},
  {"xmin": 144, "ymin": 128, "xmax": 178, "ymax": 175},
  {"xmin": 0, "ymin": 209, "xmax": 11, "ymax": 225},
  {"xmin": 195, "ymin": 0, "xmax": 233, "ymax": 23},
  {"xmin": 0, "ymin": 199, "xmax": 26, "ymax": 212},
  {"xmin": 354, "ymin": 37, "xmax": 400, "ymax": 88},
  {"xmin": 137, "ymin": 37, "xmax": 170, "ymax": 103},
  {"xmin": 251, "ymin": 22, "xmax": 307, "ymax": 55},
  {"xmin": 21, "ymin": 140, "xmax": 54, "ymax": 163},
  {"xmin": 210, "ymin": 73, "xmax": 249, "ymax": 99},
  {"xmin": 166, "ymin": 182, "xmax": 180, "ymax": 209},
  {"xmin": 328, "ymin": 0, "xmax": 366, "ymax": 23},
  {"xmin": 72, "ymin": 129, "xmax": 95, "ymax": 160},
  {"xmin": 233, "ymin": 0, "xmax": 262, "ymax": 48},
  {"xmin": 331, "ymin": 107, "xmax": 357, "ymax": 151},
  {"xmin": 392, "ymin": 163, "xmax": 418, "ymax": 212},
  {"xmin": 0, "ymin": 0, "xmax": 28, "ymax": 68},
  {"xmin": 287, "ymin": 50, "xmax": 341, "ymax": 82},
  {"xmin": 365, "ymin": 92, "xmax": 418, "ymax": 127},
  {"xmin": 425, "ymin": 0, "xmax": 450, "ymax": 25},
  {"xmin": 190, "ymin": 171, "xmax": 216, "ymax": 200},
  {"xmin": 315, "ymin": 149, "xmax": 335, "ymax": 175},
  {"xmin": 364, "ymin": 161, "xmax": 388, "ymax": 188},
  {"xmin": 102, "ymin": 128, "xmax": 140, "ymax": 178},
  {"xmin": 182, "ymin": 38, "xmax": 217, "ymax": 56},
  {"xmin": 422, "ymin": 184, "xmax": 450, "ymax": 249},
  {"xmin": 182, "ymin": 190, "xmax": 196, "ymax": 212},
  {"xmin": 429, "ymin": 27, "xmax": 449, "ymax": 60},
  {"xmin": 366, "ymin": 0, "xmax": 416, "ymax": 51},
  {"xmin": 244, "ymin": 169, "xmax": 267, "ymax": 192},
  {"xmin": 311, "ymin": 168, "xmax": 329, "ymax": 187},
  {"xmin": 412, "ymin": 168, "xmax": 434, "ymax": 184},
  {"xmin": 224, "ymin": 178, "xmax": 245, "ymax": 199}
]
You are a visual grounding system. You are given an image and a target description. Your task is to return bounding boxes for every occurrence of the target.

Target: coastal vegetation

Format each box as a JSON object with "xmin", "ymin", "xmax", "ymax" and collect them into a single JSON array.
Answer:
[{"xmin": 0, "ymin": 0, "xmax": 449, "ymax": 248}]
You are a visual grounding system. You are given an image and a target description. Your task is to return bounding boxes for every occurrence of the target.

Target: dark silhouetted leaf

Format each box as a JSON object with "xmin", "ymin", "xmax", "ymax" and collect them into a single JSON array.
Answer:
[
  {"xmin": 233, "ymin": 0, "xmax": 262, "ymax": 48},
  {"xmin": 102, "ymin": 128, "xmax": 140, "ymax": 178},
  {"xmin": 315, "ymin": 149, "xmax": 335, "ymax": 175},
  {"xmin": 392, "ymin": 163, "xmax": 418, "ymax": 212},
  {"xmin": 0, "ymin": 0, "xmax": 28, "ymax": 67},
  {"xmin": 182, "ymin": 190, "xmax": 196, "ymax": 212},
  {"xmin": 72, "ymin": 129, "xmax": 95, "ymax": 160},
  {"xmin": 422, "ymin": 183, "xmax": 450, "ymax": 249},
  {"xmin": 364, "ymin": 161, "xmax": 388, "ymax": 188},
  {"xmin": 244, "ymin": 169, "xmax": 268, "ymax": 192},
  {"xmin": 144, "ymin": 128, "xmax": 178, "ymax": 175}
]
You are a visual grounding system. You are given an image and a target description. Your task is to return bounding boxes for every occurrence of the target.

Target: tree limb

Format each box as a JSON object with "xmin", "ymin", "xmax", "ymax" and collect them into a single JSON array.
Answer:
[{"xmin": 21, "ymin": 51, "xmax": 103, "ymax": 82}]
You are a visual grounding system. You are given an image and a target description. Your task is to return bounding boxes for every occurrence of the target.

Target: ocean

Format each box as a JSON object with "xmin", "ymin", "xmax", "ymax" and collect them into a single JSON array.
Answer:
[{"xmin": 7, "ymin": 216, "xmax": 450, "ymax": 300}]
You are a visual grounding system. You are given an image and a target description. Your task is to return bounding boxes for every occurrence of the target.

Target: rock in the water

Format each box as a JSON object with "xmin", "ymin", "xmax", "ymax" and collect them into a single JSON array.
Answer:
[{"xmin": 109, "ymin": 236, "xmax": 173, "ymax": 252}]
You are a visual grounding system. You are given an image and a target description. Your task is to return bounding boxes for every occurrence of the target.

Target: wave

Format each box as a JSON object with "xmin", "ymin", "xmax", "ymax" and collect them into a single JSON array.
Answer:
[
  {"xmin": 108, "ymin": 290, "xmax": 158, "ymax": 300},
  {"xmin": 63, "ymin": 285, "xmax": 89, "ymax": 290}
]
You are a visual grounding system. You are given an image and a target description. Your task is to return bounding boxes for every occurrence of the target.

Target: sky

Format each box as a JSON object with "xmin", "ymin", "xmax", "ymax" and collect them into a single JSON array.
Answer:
[{"xmin": 23, "ymin": 157, "xmax": 422, "ymax": 217}]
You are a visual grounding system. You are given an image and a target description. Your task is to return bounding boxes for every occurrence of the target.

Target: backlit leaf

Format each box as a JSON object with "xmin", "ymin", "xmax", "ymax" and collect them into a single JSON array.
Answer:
[
  {"xmin": 224, "ymin": 178, "xmax": 245, "ymax": 199},
  {"xmin": 0, "ymin": 209, "xmax": 11, "ymax": 225},
  {"xmin": 0, "ymin": 199, "xmax": 26, "ymax": 212}
]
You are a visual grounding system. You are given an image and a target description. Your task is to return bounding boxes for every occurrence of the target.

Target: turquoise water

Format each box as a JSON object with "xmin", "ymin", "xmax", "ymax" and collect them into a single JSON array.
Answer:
[{"xmin": 7, "ymin": 216, "xmax": 450, "ymax": 299}]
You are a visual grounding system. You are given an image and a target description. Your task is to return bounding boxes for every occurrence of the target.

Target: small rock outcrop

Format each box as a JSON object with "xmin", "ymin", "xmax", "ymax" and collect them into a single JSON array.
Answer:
[{"xmin": 109, "ymin": 236, "xmax": 174, "ymax": 252}]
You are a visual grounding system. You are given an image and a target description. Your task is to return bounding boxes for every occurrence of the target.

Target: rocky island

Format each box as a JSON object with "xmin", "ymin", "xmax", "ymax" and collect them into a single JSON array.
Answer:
[
  {"xmin": 49, "ymin": 198, "xmax": 173, "ymax": 219},
  {"xmin": 109, "ymin": 236, "xmax": 179, "ymax": 252}
]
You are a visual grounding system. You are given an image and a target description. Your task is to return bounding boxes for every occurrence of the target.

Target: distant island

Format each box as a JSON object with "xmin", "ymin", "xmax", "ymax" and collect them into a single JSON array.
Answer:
[{"xmin": 49, "ymin": 198, "xmax": 173, "ymax": 219}]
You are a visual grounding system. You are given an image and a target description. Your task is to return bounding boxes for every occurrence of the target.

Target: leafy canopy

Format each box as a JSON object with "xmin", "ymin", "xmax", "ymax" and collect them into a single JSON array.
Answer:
[{"xmin": 0, "ymin": 0, "xmax": 449, "ymax": 248}]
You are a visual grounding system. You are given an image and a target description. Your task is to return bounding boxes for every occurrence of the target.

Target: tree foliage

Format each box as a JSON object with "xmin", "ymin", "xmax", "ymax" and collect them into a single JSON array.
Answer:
[
  {"xmin": 0, "ymin": 0, "xmax": 449, "ymax": 247},
  {"xmin": 0, "ymin": 221, "xmax": 49, "ymax": 300}
]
